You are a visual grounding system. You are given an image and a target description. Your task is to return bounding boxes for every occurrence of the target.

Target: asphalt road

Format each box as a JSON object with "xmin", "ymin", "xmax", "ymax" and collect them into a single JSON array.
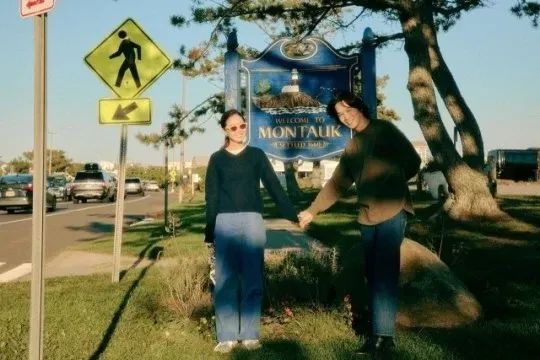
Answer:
[{"xmin": 0, "ymin": 191, "xmax": 173, "ymax": 282}]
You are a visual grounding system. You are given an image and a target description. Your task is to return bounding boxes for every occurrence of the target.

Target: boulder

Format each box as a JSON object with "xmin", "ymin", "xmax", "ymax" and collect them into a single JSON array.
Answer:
[{"xmin": 397, "ymin": 239, "xmax": 482, "ymax": 328}]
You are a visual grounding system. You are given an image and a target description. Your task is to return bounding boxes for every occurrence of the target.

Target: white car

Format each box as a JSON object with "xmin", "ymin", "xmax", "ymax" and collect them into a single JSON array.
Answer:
[
  {"xmin": 144, "ymin": 180, "xmax": 160, "ymax": 192},
  {"xmin": 421, "ymin": 170, "xmax": 449, "ymax": 200}
]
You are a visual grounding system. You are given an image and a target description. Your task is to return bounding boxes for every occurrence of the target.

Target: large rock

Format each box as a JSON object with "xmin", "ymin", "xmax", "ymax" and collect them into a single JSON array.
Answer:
[
  {"xmin": 263, "ymin": 220, "xmax": 482, "ymax": 328},
  {"xmin": 397, "ymin": 239, "xmax": 482, "ymax": 328}
]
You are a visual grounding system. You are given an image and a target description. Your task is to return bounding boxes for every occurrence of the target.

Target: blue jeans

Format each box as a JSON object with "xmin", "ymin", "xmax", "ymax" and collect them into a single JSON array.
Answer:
[
  {"xmin": 359, "ymin": 210, "xmax": 406, "ymax": 337},
  {"xmin": 214, "ymin": 212, "xmax": 266, "ymax": 342}
]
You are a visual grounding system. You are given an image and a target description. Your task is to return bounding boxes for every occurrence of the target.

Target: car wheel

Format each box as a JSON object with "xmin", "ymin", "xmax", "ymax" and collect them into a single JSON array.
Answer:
[
  {"xmin": 7, "ymin": 209, "xmax": 15, "ymax": 214},
  {"xmin": 48, "ymin": 197, "xmax": 57, "ymax": 212},
  {"xmin": 437, "ymin": 185, "xmax": 448, "ymax": 200},
  {"xmin": 73, "ymin": 198, "xmax": 79, "ymax": 204},
  {"xmin": 82, "ymin": 199, "xmax": 87, "ymax": 204}
]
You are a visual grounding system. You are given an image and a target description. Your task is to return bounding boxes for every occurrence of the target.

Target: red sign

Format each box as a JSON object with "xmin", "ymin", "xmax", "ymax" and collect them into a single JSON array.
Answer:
[{"xmin": 20, "ymin": 0, "xmax": 56, "ymax": 18}]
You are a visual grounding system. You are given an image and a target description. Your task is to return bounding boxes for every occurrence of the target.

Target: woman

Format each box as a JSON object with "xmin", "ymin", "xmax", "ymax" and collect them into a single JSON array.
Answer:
[
  {"xmin": 205, "ymin": 109, "xmax": 298, "ymax": 353},
  {"xmin": 298, "ymin": 92, "xmax": 421, "ymax": 356}
]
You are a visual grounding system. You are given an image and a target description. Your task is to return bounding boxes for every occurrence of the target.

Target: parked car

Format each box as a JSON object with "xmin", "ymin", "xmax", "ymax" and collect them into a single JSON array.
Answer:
[
  {"xmin": 71, "ymin": 169, "xmax": 117, "ymax": 203},
  {"xmin": 143, "ymin": 180, "xmax": 160, "ymax": 192},
  {"xmin": 125, "ymin": 177, "xmax": 145, "ymax": 196},
  {"xmin": 47, "ymin": 175, "xmax": 68, "ymax": 201},
  {"xmin": 0, "ymin": 174, "xmax": 57, "ymax": 214}
]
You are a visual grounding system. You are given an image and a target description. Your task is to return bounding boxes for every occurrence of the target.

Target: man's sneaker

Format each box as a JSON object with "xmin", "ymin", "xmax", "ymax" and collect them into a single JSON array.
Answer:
[
  {"xmin": 242, "ymin": 340, "xmax": 262, "ymax": 350},
  {"xmin": 213, "ymin": 341, "xmax": 237, "ymax": 353}
]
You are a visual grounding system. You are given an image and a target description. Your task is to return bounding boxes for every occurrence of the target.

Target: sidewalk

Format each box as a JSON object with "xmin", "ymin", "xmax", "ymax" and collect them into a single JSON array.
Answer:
[{"xmin": 16, "ymin": 219, "xmax": 325, "ymax": 281}]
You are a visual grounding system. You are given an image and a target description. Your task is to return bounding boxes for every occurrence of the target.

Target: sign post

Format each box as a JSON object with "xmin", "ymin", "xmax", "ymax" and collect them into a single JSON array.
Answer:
[
  {"xmin": 112, "ymin": 125, "xmax": 128, "ymax": 283},
  {"xmin": 28, "ymin": 10, "xmax": 50, "ymax": 360},
  {"xmin": 84, "ymin": 18, "xmax": 172, "ymax": 282}
]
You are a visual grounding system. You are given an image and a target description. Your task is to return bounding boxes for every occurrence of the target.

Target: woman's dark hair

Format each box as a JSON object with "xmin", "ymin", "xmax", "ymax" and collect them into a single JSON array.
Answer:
[
  {"xmin": 326, "ymin": 91, "xmax": 371, "ymax": 123},
  {"xmin": 219, "ymin": 109, "xmax": 246, "ymax": 148}
]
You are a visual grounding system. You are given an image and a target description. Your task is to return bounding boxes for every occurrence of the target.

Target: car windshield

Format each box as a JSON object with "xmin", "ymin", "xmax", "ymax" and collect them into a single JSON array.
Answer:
[
  {"xmin": 75, "ymin": 172, "xmax": 104, "ymax": 181},
  {"xmin": 0, "ymin": 175, "xmax": 33, "ymax": 184},
  {"xmin": 48, "ymin": 178, "xmax": 66, "ymax": 187},
  {"xmin": 126, "ymin": 179, "xmax": 140, "ymax": 184}
]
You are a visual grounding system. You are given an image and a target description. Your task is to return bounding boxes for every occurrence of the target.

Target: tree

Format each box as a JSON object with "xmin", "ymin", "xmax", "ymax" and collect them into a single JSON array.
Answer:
[
  {"xmin": 21, "ymin": 149, "xmax": 73, "ymax": 174},
  {"xmin": 171, "ymin": 0, "xmax": 526, "ymax": 221},
  {"xmin": 511, "ymin": 1, "xmax": 540, "ymax": 27},
  {"xmin": 8, "ymin": 157, "xmax": 32, "ymax": 174}
]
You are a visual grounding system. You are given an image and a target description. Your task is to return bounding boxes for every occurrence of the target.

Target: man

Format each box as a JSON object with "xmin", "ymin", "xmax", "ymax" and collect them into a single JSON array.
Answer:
[
  {"xmin": 109, "ymin": 30, "xmax": 142, "ymax": 88},
  {"xmin": 298, "ymin": 91, "xmax": 421, "ymax": 356}
]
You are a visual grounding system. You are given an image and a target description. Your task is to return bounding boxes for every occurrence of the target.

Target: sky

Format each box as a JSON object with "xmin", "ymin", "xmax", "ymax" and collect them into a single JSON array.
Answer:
[{"xmin": 0, "ymin": 0, "xmax": 539, "ymax": 166}]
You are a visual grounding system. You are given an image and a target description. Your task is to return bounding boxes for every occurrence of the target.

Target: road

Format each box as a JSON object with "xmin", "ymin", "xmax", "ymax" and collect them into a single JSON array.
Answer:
[{"xmin": 0, "ymin": 191, "xmax": 171, "ymax": 283}]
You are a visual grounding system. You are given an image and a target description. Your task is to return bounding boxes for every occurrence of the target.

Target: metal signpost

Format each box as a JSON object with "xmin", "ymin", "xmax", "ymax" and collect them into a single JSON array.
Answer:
[
  {"xmin": 84, "ymin": 18, "xmax": 172, "ymax": 283},
  {"xmin": 21, "ymin": 2, "xmax": 56, "ymax": 359}
]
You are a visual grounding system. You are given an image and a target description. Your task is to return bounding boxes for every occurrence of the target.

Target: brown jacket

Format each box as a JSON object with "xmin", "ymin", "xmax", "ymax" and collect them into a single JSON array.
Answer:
[{"xmin": 307, "ymin": 120, "xmax": 421, "ymax": 225}]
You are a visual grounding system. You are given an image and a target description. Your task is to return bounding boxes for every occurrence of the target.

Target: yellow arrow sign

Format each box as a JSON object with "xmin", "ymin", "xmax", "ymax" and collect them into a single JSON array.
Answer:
[
  {"xmin": 85, "ymin": 18, "xmax": 172, "ymax": 99},
  {"xmin": 99, "ymin": 98, "xmax": 151, "ymax": 125}
]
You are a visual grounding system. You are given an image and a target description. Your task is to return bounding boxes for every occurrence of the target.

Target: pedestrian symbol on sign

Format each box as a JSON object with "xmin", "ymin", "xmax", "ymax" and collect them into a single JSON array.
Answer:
[
  {"xmin": 84, "ymin": 18, "xmax": 172, "ymax": 99},
  {"xmin": 109, "ymin": 30, "xmax": 142, "ymax": 88}
]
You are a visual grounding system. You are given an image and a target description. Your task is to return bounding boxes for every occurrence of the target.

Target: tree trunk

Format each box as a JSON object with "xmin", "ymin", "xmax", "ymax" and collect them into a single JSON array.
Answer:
[
  {"xmin": 284, "ymin": 161, "xmax": 303, "ymax": 201},
  {"xmin": 422, "ymin": 13, "xmax": 485, "ymax": 170},
  {"xmin": 399, "ymin": 10, "xmax": 502, "ymax": 220}
]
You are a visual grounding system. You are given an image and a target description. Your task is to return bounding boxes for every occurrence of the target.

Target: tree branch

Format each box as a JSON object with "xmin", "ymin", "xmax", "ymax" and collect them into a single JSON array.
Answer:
[
  {"xmin": 373, "ymin": 32, "xmax": 405, "ymax": 47},
  {"xmin": 433, "ymin": 1, "xmax": 482, "ymax": 17},
  {"xmin": 301, "ymin": 7, "xmax": 333, "ymax": 39}
]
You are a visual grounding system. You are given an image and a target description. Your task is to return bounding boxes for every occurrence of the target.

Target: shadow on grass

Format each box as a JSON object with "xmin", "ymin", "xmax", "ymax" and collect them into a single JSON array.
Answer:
[
  {"xmin": 230, "ymin": 339, "xmax": 309, "ymax": 360},
  {"xmin": 89, "ymin": 263, "xmax": 155, "ymax": 360}
]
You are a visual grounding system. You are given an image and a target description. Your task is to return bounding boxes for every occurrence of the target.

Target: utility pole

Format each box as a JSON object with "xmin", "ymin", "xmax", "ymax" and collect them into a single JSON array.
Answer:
[{"xmin": 179, "ymin": 74, "xmax": 187, "ymax": 201}]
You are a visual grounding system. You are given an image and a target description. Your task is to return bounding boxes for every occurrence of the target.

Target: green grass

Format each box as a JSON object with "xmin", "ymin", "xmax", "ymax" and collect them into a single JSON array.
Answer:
[{"xmin": 1, "ymin": 190, "xmax": 539, "ymax": 359}]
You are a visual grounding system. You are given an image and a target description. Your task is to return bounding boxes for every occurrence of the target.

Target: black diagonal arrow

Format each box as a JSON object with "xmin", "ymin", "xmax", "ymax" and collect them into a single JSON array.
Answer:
[{"xmin": 112, "ymin": 102, "xmax": 139, "ymax": 120}]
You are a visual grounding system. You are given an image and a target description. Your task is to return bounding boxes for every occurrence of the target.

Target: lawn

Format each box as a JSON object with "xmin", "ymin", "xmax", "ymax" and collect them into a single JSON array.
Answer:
[{"xmin": 0, "ymin": 190, "xmax": 539, "ymax": 359}]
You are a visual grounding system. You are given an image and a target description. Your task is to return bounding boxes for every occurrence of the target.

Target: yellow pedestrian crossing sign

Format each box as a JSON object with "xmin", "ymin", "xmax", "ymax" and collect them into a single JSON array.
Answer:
[
  {"xmin": 85, "ymin": 18, "xmax": 172, "ymax": 99},
  {"xmin": 99, "ymin": 98, "xmax": 152, "ymax": 125}
]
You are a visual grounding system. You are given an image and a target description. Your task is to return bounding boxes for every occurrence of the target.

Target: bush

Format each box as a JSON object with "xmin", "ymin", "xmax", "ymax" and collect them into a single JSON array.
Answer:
[{"xmin": 161, "ymin": 255, "xmax": 212, "ymax": 319}]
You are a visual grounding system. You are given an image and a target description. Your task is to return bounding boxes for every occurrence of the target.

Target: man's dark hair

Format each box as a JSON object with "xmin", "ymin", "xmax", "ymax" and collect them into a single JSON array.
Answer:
[{"xmin": 327, "ymin": 91, "xmax": 371, "ymax": 123}]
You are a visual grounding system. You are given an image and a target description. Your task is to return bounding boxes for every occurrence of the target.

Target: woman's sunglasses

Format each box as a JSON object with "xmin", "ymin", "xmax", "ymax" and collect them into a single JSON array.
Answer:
[{"xmin": 226, "ymin": 123, "xmax": 247, "ymax": 132}]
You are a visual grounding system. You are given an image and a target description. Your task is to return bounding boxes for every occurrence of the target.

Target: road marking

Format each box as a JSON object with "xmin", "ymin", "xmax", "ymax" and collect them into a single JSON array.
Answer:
[
  {"xmin": 0, "ymin": 196, "xmax": 150, "ymax": 227},
  {"xmin": 0, "ymin": 263, "xmax": 32, "ymax": 283}
]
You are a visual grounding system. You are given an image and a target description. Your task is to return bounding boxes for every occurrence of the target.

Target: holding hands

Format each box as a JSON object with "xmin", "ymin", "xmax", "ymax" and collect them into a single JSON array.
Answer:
[{"xmin": 298, "ymin": 210, "xmax": 314, "ymax": 229}]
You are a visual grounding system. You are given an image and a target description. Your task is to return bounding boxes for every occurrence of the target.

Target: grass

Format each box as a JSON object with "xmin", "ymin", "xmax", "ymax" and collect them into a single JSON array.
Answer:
[{"xmin": 0, "ymin": 190, "xmax": 539, "ymax": 359}]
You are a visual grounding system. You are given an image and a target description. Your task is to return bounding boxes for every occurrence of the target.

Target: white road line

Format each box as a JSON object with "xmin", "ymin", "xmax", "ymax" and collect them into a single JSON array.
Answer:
[
  {"xmin": 0, "ymin": 263, "xmax": 32, "ymax": 283},
  {"xmin": 0, "ymin": 196, "xmax": 150, "ymax": 227}
]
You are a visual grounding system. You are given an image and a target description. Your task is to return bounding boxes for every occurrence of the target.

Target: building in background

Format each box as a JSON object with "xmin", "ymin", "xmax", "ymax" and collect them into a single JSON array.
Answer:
[{"xmin": 412, "ymin": 140, "xmax": 432, "ymax": 168}]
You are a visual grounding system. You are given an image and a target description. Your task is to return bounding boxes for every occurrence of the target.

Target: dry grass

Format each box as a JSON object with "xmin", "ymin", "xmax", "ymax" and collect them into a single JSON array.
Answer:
[{"xmin": 160, "ymin": 255, "xmax": 212, "ymax": 319}]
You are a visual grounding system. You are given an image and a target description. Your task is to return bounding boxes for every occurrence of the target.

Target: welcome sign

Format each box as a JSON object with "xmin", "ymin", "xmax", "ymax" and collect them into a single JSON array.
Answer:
[{"xmin": 241, "ymin": 38, "xmax": 359, "ymax": 160}]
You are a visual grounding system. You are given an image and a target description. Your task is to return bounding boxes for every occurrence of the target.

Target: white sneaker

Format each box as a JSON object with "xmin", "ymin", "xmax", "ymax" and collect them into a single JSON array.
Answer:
[
  {"xmin": 242, "ymin": 340, "xmax": 261, "ymax": 350},
  {"xmin": 213, "ymin": 341, "xmax": 237, "ymax": 353}
]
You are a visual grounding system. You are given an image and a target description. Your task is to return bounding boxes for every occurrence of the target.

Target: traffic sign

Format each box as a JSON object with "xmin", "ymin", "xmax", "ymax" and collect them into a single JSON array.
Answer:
[
  {"xmin": 85, "ymin": 18, "xmax": 172, "ymax": 99},
  {"xmin": 99, "ymin": 98, "xmax": 151, "ymax": 125},
  {"xmin": 20, "ymin": 0, "xmax": 56, "ymax": 18}
]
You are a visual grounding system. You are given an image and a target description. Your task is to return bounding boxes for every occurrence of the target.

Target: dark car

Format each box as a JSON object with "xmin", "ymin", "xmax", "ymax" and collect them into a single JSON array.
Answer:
[
  {"xmin": 125, "ymin": 177, "xmax": 145, "ymax": 196},
  {"xmin": 71, "ymin": 170, "xmax": 117, "ymax": 203},
  {"xmin": 0, "ymin": 174, "xmax": 57, "ymax": 214}
]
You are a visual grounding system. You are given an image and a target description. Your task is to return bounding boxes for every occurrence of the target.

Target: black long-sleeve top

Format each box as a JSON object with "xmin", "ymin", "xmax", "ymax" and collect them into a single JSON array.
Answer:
[{"xmin": 204, "ymin": 146, "xmax": 298, "ymax": 243}]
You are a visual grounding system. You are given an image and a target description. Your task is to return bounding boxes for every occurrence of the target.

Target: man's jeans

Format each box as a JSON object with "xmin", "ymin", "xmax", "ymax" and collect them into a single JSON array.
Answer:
[
  {"xmin": 214, "ymin": 212, "xmax": 266, "ymax": 342},
  {"xmin": 359, "ymin": 210, "xmax": 407, "ymax": 337}
]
